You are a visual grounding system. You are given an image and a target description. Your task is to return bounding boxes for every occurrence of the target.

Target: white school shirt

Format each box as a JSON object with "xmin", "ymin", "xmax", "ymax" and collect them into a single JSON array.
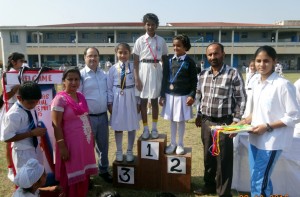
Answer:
[
  {"xmin": 0, "ymin": 102, "xmax": 38, "ymax": 150},
  {"xmin": 294, "ymin": 79, "xmax": 300, "ymax": 135},
  {"xmin": 133, "ymin": 33, "xmax": 168, "ymax": 60},
  {"xmin": 107, "ymin": 61, "xmax": 135, "ymax": 103},
  {"xmin": 250, "ymin": 72, "xmax": 300, "ymax": 150},
  {"xmin": 79, "ymin": 65, "xmax": 108, "ymax": 114},
  {"xmin": 3, "ymin": 68, "xmax": 18, "ymax": 104},
  {"xmin": 13, "ymin": 188, "xmax": 39, "ymax": 197}
]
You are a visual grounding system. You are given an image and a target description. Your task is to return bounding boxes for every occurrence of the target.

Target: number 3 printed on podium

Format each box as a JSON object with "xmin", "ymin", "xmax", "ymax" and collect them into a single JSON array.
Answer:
[
  {"xmin": 141, "ymin": 141, "xmax": 159, "ymax": 160},
  {"xmin": 117, "ymin": 166, "xmax": 134, "ymax": 184}
]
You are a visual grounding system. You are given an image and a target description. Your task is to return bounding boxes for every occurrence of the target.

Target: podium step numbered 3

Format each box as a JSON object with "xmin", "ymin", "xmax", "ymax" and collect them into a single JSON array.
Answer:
[{"xmin": 113, "ymin": 134, "xmax": 192, "ymax": 193}]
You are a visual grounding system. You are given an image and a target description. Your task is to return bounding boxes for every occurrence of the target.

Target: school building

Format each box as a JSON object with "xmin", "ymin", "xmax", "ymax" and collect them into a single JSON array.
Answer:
[{"xmin": 1, "ymin": 20, "xmax": 300, "ymax": 70}]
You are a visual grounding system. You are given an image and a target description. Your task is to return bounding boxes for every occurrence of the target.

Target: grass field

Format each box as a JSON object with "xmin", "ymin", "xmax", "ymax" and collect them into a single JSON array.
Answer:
[{"xmin": 0, "ymin": 73, "xmax": 299, "ymax": 197}]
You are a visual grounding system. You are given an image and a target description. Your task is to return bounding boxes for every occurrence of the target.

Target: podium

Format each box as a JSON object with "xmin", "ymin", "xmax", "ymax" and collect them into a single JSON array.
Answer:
[{"xmin": 113, "ymin": 133, "xmax": 192, "ymax": 193}]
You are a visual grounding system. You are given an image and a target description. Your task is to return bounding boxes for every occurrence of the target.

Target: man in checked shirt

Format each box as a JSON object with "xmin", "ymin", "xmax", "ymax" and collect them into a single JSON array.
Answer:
[{"xmin": 194, "ymin": 42, "xmax": 246, "ymax": 197}]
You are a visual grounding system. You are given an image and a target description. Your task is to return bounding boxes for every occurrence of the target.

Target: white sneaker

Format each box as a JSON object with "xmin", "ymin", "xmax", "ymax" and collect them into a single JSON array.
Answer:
[
  {"xmin": 142, "ymin": 130, "xmax": 150, "ymax": 140},
  {"xmin": 7, "ymin": 168, "xmax": 14, "ymax": 182},
  {"xmin": 176, "ymin": 146, "xmax": 185, "ymax": 155},
  {"xmin": 126, "ymin": 150, "xmax": 134, "ymax": 162},
  {"xmin": 116, "ymin": 151, "xmax": 123, "ymax": 162},
  {"xmin": 165, "ymin": 144, "xmax": 177, "ymax": 154},
  {"xmin": 151, "ymin": 129, "xmax": 159, "ymax": 139}
]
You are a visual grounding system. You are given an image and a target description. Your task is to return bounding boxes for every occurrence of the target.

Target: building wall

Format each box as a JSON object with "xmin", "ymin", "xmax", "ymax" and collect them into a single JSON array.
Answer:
[{"xmin": 1, "ymin": 23, "xmax": 300, "ymax": 70}]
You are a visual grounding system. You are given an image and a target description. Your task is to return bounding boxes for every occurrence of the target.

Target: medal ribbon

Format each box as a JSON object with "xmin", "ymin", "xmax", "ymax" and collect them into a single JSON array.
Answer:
[
  {"xmin": 168, "ymin": 58, "xmax": 185, "ymax": 84},
  {"xmin": 145, "ymin": 37, "xmax": 158, "ymax": 63},
  {"xmin": 120, "ymin": 63, "xmax": 126, "ymax": 90},
  {"xmin": 209, "ymin": 127, "xmax": 221, "ymax": 156}
]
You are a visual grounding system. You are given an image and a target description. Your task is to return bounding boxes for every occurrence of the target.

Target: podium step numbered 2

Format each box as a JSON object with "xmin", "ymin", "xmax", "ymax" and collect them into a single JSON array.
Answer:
[{"xmin": 113, "ymin": 133, "xmax": 192, "ymax": 193}]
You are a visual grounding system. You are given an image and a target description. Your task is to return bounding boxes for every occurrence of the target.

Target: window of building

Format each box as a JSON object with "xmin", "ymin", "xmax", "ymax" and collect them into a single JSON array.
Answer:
[
  {"xmin": 95, "ymin": 33, "xmax": 102, "ymax": 39},
  {"xmin": 132, "ymin": 33, "xmax": 140, "ymax": 42},
  {"xmin": 58, "ymin": 33, "xmax": 66, "ymax": 39},
  {"xmin": 262, "ymin": 32, "xmax": 268, "ymax": 38},
  {"xmin": 82, "ymin": 33, "xmax": 89, "ymax": 39},
  {"xmin": 10, "ymin": 32, "xmax": 19, "ymax": 43},
  {"xmin": 240, "ymin": 55, "xmax": 246, "ymax": 60},
  {"xmin": 45, "ymin": 33, "xmax": 54, "ymax": 40},
  {"xmin": 241, "ymin": 32, "xmax": 248, "ymax": 39}
]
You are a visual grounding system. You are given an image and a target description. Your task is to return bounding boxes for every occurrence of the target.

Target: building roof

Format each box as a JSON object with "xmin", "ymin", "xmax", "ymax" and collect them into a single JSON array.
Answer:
[
  {"xmin": 39, "ymin": 22, "xmax": 144, "ymax": 27},
  {"xmin": 166, "ymin": 22, "xmax": 277, "ymax": 27}
]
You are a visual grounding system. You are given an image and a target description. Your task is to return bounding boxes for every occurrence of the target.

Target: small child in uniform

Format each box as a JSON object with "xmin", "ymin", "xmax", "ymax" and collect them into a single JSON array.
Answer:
[
  {"xmin": 159, "ymin": 34, "xmax": 197, "ymax": 155},
  {"xmin": 1, "ymin": 81, "xmax": 46, "ymax": 172},
  {"xmin": 13, "ymin": 158, "xmax": 47, "ymax": 197},
  {"xmin": 107, "ymin": 43, "xmax": 139, "ymax": 162}
]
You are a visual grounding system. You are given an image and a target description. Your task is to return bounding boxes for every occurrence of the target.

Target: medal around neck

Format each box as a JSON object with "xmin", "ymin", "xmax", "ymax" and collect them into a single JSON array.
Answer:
[{"xmin": 169, "ymin": 84, "xmax": 174, "ymax": 90}]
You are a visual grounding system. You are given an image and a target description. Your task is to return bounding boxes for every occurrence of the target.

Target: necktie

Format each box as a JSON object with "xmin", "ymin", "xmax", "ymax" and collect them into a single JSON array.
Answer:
[
  {"xmin": 24, "ymin": 109, "xmax": 38, "ymax": 148},
  {"xmin": 121, "ymin": 63, "xmax": 126, "ymax": 89}
]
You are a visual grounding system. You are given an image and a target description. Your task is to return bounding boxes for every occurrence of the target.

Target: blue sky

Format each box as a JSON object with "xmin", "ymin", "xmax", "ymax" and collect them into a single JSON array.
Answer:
[{"xmin": 1, "ymin": 0, "xmax": 300, "ymax": 26}]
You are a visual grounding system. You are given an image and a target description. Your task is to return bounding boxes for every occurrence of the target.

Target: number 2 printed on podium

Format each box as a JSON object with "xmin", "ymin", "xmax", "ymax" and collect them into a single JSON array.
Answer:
[{"xmin": 167, "ymin": 156, "xmax": 186, "ymax": 174}]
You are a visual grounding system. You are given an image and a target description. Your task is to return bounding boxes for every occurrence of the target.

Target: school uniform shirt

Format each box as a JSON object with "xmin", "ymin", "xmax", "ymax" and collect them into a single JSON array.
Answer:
[
  {"xmin": 79, "ymin": 65, "xmax": 108, "ymax": 114},
  {"xmin": 250, "ymin": 72, "xmax": 300, "ymax": 150},
  {"xmin": 160, "ymin": 54, "xmax": 197, "ymax": 98},
  {"xmin": 243, "ymin": 72, "xmax": 259, "ymax": 118},
  {"xmin": 3, "ymin": 68, "xmax": 18, "ymax": 104},
  {"xmin": 133, "ymin": 33, "xmax": 168, "ymax": 61},
  {"xmin": 1, "ymin": 101, "xmax": 39, "ymax": 150},
  {"xmin": 13, "ymin": 188, "xmax": 39, "ymax": 197},
  {"xmin": 294, "ymin": 78, "xmax": 300, "ymax": 135}
]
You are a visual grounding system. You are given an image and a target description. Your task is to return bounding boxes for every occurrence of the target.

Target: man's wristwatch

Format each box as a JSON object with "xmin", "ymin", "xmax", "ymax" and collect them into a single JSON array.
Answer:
[{"xmin": 266, "ymin": 123, "xmax": 274, "ymax": 132}]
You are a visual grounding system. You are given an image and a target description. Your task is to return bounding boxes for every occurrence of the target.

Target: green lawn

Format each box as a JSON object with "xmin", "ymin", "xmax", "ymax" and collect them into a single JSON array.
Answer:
[{"xmin": 0, "ymin": 73, "xmax": 299, "ymax": 197}]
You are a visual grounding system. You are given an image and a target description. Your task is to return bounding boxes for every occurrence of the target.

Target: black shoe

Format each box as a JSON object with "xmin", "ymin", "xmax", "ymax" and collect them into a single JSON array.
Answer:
[
  {"xmin": 193, "ymin": 188, "xmax": 216, "ymax": 195},
  {"xmin": 99, "ymin": 172, "xmax": 113, "ymax": 183}
]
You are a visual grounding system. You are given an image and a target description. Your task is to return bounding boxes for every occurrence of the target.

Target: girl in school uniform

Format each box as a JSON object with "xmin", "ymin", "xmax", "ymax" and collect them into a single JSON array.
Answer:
[
  {"xmin": 159, "ymin": 34, "xmax": 197, "ymax": 155},
  {"xmin": 107, "ymin": 43, "xmax": 140, "ymax": 162}
]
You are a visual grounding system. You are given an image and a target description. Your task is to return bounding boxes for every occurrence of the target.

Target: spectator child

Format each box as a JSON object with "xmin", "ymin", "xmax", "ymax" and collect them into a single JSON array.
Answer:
[{"xmin": 1, "ymin": 81, "xmax": 46, "ymax": 173}]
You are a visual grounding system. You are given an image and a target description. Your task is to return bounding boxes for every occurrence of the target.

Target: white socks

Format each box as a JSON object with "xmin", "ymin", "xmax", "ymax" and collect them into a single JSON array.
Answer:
[{"xmin": 170, "ymin": 120, "xmax": 185, "ymax": 147}]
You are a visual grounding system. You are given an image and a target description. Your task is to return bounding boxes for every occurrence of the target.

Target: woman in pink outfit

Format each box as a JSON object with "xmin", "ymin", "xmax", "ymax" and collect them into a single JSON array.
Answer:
[{"xmin": 51, "ymin": 67, "xmax": 98, "ymax": 197}]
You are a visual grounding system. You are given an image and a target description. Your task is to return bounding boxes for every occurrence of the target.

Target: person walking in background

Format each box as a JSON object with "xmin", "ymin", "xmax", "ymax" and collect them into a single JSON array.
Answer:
[
  {"xmin": 51, "ymin": 67, "xmax": 98, "ymax": 197},
  {"xmin": 0, "ymin": 52, "xmax": 24, "ymax": 181},
  {"xmin": 194, "ymin": 43, "xmax": 246, "ymax": 196},
  {"xmin": 79, "ymin": 47, "xmax": 113, "ymax": 183},
  {"xmin": 239, "ymin": 46, "xmax": 300, "ymax": 197},
  {"xmin": 107, "ymin": 43, "xmax": 139, "ymax": 162},
  {"xmin": 133, "ymin": 13, "xmax": 168, "ymax": 139},
  {"xmin": 1, "ymin": 81, "xmax": 46, "ymax": 173},
  {"xmin": 159, "ymin": 34, "xmax": 197, "ymax": 155}
]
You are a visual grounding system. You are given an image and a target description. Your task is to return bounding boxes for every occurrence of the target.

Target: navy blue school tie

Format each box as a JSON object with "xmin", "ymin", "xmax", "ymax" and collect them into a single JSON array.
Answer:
[
  {"xmin": 25, "ymin": 109, "xmax": 38, "ymax": 148},
  {"xmin": 121, "ymin": 63, "xmax": 126, "ymax": 89}
]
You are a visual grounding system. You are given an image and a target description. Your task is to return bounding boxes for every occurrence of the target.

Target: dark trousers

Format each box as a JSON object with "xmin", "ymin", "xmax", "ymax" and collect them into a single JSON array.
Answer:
[{"xmin": 201, "ymin": 116, "xmax": 233, "ymax": 197}]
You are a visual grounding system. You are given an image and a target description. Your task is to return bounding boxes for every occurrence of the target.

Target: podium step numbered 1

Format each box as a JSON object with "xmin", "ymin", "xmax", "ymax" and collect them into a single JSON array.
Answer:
[{"xmin": 113, "ymin": 134, "xmax": 192, "ymax": 193}]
